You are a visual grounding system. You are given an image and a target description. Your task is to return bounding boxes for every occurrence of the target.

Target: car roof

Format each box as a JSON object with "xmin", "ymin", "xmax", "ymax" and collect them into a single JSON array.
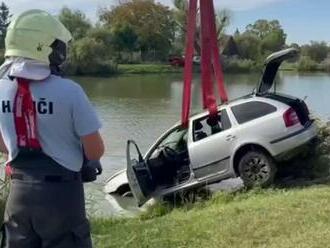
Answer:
[{"xmin": 188, "ymin": 94, "xmax": 288, "ymax": 121}]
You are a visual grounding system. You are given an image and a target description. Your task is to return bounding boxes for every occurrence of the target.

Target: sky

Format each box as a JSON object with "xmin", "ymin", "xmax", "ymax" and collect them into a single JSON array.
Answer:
[{"xmin": 5, "ymin": 0, "xmax": 330, "ymax": 44}]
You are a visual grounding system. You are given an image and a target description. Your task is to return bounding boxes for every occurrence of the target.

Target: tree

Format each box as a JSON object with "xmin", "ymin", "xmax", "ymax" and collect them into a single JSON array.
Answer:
[
  {"xmin": 235, "ymin": 19, "xmax": 287, "ymax": 60},
  {"xmin": 246, "ymin": 20, "xmax": 284, "ymax": 40},
  {"xmin": 59, "ymin": 7, "xmax": 91, "ymax": 40},
  {"xmin": 100, "ymin": 0, "xmax": 176, "ymax": 61},
  {"xmin": 67, "ymin": 36, "xmax": 117, "ymax": 75},
  {"xmin": 173, "ymin": 0, "xmax": 231, "ymax": 55},
  {"xmin": 0, "ymin": 2, "xmax": 11, "ymax": 48},
  {"xmin": 301, "ymin": 41, "xmax": 328, "ymax": 63},
  {"xmin": 245, "ymin": 19, "xmax": 286, "ymax": 55},
  {"xmin": 235, "ymin": 33, "xmax": 261, "ymax": 60},
  {"xmin": 111, "ymin": 24, "xmax": 138, "ymax": 62}
]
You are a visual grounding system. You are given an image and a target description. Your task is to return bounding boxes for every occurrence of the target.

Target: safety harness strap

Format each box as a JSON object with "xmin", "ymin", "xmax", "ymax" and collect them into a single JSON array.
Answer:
[{"xmin": 14, "ymin": 78, "xmax": 41, "ymax": 150}]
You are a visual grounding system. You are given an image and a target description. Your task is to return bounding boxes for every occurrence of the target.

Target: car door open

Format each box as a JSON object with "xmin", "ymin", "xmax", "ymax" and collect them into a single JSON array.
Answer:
[{"xmin": 126, "ymin": 140, "xmax": 155, "ymax": 206}]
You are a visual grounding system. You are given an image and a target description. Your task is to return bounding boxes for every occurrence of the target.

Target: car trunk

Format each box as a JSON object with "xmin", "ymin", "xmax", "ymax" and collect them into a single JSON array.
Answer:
[
  {"xmin": 263, "ymin": 93, "xmax": 310, "ymax": 125},
  {"xmin": 256, "ymin": 48, "xmax": 310, "ymax": 125}
]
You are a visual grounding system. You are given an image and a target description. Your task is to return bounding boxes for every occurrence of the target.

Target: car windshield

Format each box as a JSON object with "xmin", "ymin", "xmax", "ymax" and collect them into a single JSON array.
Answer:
[
  {"xmin": 149, "ymin": 126, "xmax": 187, "ymax": 158},
  {"xmin": 161, "ymin": 127, "xmax": 187, "ymax": 146}
]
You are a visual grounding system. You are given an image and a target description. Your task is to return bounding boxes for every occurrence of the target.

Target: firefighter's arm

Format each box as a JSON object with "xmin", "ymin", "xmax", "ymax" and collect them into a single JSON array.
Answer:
[{"xmin": 81, "ymin": 131, "xmax": 104, "ymax": 161}]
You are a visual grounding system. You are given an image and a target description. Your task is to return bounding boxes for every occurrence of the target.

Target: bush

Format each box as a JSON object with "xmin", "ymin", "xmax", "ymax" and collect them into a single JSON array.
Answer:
[
  {"xmin": 297, "ymin": 56, "xmax": 320, "ymax": 71},
  {"xmin": 118, "ymin": 64, "xmax": 181, "ymax": 74},
  {"xmin": 222, "ymin": 58, "xmax": 261, "ymax": 73},
  {"xmin": 320, "ymin": 59, "xmax": 330, "ymax": 72},
  {"xmin": 65, "ymin": 37, "xmax": 118, "ymax": 76}
]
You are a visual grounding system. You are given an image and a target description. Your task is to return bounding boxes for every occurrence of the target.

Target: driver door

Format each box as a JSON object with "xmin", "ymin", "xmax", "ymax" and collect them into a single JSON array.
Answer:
[{"xmin": 126, "ymin": 140, "xmax": 155, "ymax": 206}]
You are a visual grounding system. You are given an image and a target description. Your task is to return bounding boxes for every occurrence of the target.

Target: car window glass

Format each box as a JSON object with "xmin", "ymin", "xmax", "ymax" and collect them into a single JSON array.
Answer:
[
  {"xmin": 149, "ymin": 126, "xmax": 187, "ymax": 158},
  {"xmin": 193, "ymin": 109, "xmax": 231, "ymax": 142},
  {"xmin": 231, "ymin": 101, "xmax": 277, "ymax": 124}
]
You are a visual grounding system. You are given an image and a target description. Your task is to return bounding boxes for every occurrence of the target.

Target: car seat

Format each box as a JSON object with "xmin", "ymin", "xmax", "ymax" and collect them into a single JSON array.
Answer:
[
  {"xmin": 207, "ymin": 117, "xmax": 222, "ymax": 134},
  {"xmin": 194, "ymin": 121, "xmax": 207, "ymax": 141}
]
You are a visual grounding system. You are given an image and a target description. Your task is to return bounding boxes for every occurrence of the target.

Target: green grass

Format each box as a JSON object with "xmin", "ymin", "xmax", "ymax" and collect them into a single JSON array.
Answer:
[
  {"xmin": 118, "ymin": 64, "xmax": 182, "ymax": 74},
  {"xmin": 91, "ymin": 185, "xmax": 330, "ymax": 248}
]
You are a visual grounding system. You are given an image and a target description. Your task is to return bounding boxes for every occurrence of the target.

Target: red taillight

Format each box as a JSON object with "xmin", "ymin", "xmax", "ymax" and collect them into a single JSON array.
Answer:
[{"xmin": 283, "ymin": 108, "xmax": 300, "ymax": 127}]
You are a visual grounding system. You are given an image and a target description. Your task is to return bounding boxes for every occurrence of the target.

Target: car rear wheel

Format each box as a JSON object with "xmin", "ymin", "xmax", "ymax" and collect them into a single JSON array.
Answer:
[{"xmin": 238, "ymin": 150, "xmax": 277, "ymax": 188}]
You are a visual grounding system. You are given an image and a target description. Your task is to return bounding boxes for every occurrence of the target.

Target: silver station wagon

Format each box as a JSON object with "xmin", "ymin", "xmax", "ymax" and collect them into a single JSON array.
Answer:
[{"xmin": 105, "ymin": 48, "xmax": 317, "ymax": 206}]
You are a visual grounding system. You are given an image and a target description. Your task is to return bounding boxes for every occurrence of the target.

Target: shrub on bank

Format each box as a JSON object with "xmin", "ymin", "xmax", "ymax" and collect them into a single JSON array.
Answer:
[
  {"xmin": 65, "ymin": 37, "xmax": 119, "ymax": 76},
  {"xmin": 118, "ymin": 64, "xmax": 182, "ymax": 74},
  {"xmin": 64, "ymin": 60, "xmax": 118, "ymax": 76},
  {"xmin": 297, "ymin": 56, "xmax": 320, "ymax": 71},
  {"xmin": 223, "ymin": 58, "xmax": 261, "ymax": 73},
  {"xmin": 321, "ymin": 59, "xmax": 330, "ymax": 72}
]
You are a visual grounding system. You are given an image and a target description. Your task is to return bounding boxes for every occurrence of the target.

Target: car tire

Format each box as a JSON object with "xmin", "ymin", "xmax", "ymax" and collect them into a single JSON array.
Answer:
[{"xmin": 238, "ymin": 150, "xmax": 277, "ymax": 188}]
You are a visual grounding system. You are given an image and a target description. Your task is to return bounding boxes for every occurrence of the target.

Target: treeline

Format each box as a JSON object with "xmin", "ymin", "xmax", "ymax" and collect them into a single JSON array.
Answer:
[{"xmin": 1, "ymin": 1, "xmax": 330, "ymax": 75}]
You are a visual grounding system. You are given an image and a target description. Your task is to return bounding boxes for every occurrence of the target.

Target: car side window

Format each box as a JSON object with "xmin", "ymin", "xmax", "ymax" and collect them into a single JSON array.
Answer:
[
  {"xmin": 231, "ymin": 101, "xmax": 277, "ymax": 124},
  {"xmin": 193, "ymin": 109, "xmax": 231, "ymax": 142}
]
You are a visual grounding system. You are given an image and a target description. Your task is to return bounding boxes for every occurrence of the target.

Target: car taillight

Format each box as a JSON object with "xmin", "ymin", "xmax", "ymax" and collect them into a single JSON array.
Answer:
[{"xmin": 283, "ymin": 108, "xmax": 300, "ymax": 127}]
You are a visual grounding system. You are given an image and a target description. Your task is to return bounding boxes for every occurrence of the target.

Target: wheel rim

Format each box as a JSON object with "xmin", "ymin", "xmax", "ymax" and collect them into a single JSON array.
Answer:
[{"xmin": 242, "ymin": 156, "xmax": 271, "ymax": 184}]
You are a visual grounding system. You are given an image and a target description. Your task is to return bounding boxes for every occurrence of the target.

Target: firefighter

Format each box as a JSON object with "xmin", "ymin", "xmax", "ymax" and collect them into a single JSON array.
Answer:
[{"xmin": 0, "ymin": 9, "xmax": 104, "ymax": 247}]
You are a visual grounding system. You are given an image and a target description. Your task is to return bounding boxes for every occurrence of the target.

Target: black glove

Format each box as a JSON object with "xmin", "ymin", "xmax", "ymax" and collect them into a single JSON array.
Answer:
[
  {"xmin": 88, "ymin": 160, "xmax": 103, "ymax": 175},
  {"xmin": 81, "ymin": 160, "xmax": 103, "ymax": 183}
]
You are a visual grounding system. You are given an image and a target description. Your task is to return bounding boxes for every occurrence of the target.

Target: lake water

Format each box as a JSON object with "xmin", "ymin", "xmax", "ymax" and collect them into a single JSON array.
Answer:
[{"xmin": 76, "ymin": 71, "xmax": 330, "ymax": 216}]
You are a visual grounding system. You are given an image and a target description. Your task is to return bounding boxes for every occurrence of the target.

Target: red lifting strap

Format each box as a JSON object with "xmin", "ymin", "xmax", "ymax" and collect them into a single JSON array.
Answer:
[
  {"xmin": 181, "ymin": 0, "xmax": 198, "ymax": 128},
  {"xmin": 181, "ymin": 0, "xmax": 228, "ymax": 127},
  {"xmin": 14, "ymin": 78, "xmax": 41, "ymax": 150}
]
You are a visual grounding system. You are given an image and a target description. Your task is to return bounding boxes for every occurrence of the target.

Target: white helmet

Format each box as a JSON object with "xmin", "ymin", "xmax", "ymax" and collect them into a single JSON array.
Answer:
[{"xmin": 5, "ymin": 9, "xmax": 72, "ymax": 65}]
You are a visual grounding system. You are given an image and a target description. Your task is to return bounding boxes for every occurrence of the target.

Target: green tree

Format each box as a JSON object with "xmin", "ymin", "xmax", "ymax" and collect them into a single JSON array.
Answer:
[
  {"xmin": 172, "ymin": 0, "xmax": 231, "ymax": 55},
  {"xmin": 111, "ymin": 24, "xmax": 139, "ymax": 62},
  {"xmin": 245, "ymin": 19, "xmax": 286, "ymax": 55},
  {"xmin": 235, "ymin": 19, "xmax": 287, "ymax": 60},
  {"xmin": 301, "ymin": 41, "xmax": 328, "ymax": 63},
  {"xmin": 59, "ymin": 7, "xmax": 91, "ymax": 40},
  {"xmin": 100, "ymin": 0, "xmax": 176, "ymax": 61},
  {"xmin": 0, "ymin": 2, "xmax": 11, "ymax": 48},
  {"xmin": 246, "ymin": 20, "xmax": 285, "ymax": 40},
  {"xmin": 67, "ymin": 36, "xmax": 117, "ymax": 75},
  {"xmin": 235, "ymin": 33, "xmax": 261, "ymax": 60}
]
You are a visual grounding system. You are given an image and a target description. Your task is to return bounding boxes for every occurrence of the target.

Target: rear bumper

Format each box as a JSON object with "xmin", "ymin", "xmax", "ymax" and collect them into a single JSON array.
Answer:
[{"xmin": 273, "ymin": 121, "xmax": 318, "ymax": 161}]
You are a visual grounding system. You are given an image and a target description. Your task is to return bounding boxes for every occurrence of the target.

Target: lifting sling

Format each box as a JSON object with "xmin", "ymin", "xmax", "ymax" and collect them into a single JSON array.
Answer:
[{"xmin": 182, "ymin": 0, "xmax": 228, "ymax": 127}]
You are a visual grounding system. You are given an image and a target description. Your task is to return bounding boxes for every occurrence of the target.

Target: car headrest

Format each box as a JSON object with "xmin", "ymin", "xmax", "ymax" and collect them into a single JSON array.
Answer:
[
  {"xmin": 195, "ymin": 121, "xmax": 203, "ymax": 130},
  {"xmin": 206, "ymin": 116, "xmax": 220, "ymax": 126}
]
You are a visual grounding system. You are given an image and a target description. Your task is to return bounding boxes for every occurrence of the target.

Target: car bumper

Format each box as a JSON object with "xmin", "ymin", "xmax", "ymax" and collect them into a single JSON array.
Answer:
[
  {"xmin": 104, "ymin": 169, "xmax": 128, "ymax": 194},
  {"xmin": 272, "ymin": 121, "xmax": 318, "ymax": 161}
]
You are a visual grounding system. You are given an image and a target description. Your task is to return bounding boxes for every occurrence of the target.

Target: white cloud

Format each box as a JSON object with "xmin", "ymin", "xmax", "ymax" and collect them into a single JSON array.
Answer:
[{"xmin": 7, "ymin": 0, "xmax": 286, "ymax": 21}]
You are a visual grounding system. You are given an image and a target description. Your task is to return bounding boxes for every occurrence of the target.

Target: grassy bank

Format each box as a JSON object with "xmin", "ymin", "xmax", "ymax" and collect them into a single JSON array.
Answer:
[
  {"xmin": 92, "ymin": 185, "xmax": 330, "ymax": 248},
  {"xmin": 118, "ymin": 64, "xmax": 182, "ymax": 74},
  {"xmin": 91, "ymin": 120, "xmax": 330, "ymax": 248}
]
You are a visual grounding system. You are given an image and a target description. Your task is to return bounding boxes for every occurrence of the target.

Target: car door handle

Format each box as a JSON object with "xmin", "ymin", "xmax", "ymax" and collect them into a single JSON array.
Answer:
[{"xmin": 226, "ymin": 135, "xmax": 236, "ymax": 141}]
